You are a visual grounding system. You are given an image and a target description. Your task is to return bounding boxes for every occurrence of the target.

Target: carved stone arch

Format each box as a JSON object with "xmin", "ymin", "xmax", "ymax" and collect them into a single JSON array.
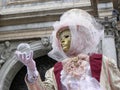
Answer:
[{"xmin": 0, "ymin": 39, "xmax": 52, "ymax": 90}]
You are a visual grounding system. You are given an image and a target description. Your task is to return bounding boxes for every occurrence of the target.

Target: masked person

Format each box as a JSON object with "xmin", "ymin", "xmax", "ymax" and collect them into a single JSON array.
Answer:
[{"xmin": 15, "ymin": 9, "xmax": 120, "ymax": 90}]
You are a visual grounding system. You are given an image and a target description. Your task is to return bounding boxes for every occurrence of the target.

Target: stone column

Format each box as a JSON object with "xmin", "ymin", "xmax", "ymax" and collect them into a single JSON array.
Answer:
[
  {"xmin": 102, "ymin": 35, "xmax": 117, "ymax": 60},
  {"xmin": 116, "ymin": 39, "xmax": 120, "ymax": 69},
  {"xmin": 115, "ymin": 22, "xmax": 120, "ymax": 69},
  {"xmin": 102, "ymin": 17, "xmax": 117, "ymax": 61}
]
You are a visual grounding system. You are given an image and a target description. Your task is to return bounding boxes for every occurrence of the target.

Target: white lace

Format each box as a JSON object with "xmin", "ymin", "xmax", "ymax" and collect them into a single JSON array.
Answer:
[{"xmin": 60, "ymin": 65, "xmax": 102, "ymax": 90}]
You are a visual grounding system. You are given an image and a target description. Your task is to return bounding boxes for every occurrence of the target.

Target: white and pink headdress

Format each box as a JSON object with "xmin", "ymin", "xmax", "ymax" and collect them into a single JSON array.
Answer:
[{"xmin": 48, "ymin": 9, "xmax": 104, "ymax": 61}]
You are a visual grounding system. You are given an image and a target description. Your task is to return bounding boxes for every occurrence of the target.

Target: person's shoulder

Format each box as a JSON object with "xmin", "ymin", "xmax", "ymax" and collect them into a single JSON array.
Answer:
[
  {"xmin": 102, "ymin": 55, "xmax": 115, "ymax": 62},
  {"xmin": 90, "ymin": 53, "xmax": 102, "ymax": 60},
  {"xmin": 54, "ymin": 62, "xmax": 62, "ymax": 67},
  {"xmin": 45, "ymin": 67, "xmax": 54, "ymax": 76},
  {"xmin": 102, "ymin": 55, "xmax": 117, "ymax": 67}
]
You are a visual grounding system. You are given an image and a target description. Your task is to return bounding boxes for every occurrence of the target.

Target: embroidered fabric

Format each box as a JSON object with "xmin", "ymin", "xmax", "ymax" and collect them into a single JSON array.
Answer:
[
  {"xmin": 60, "ymin": 63, "xmax": 102, "ymax": 90},
  {"xmin": 62, "ymin": 54, "xmax": 89, "ymax": 78}
]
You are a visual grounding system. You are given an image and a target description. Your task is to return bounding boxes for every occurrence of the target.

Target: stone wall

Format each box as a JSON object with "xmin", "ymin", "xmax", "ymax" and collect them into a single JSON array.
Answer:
[
  {"xmin": 0, "ymin": 0, "xmax": 119, "ymax": 90},
  {"xmin": 0, "ymin": 37, "xmax": 52, "ymax": 90}
]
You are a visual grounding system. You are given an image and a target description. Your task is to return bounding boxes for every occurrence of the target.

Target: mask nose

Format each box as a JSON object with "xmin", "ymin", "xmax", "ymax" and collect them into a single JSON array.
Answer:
[{"xmin": 61, "ymin": 38, "xmax": 65, "ymax": 44}]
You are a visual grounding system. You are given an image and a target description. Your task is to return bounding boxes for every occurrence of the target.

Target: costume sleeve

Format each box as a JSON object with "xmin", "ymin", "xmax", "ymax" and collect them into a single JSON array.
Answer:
[
  {"xmin": 107, "ymin": 57, "xmax": 120, "ymax": 90},
  {"xmin": 25, "ymin": 68, "xmax": 56, "ymax": 90},
  {"xmin": 43, "ymin": 68, "xmax": 57, "ymax": 90},
  {"xmin": 101, "ymin": 56, "xmax": 120, "ymax": 90}
]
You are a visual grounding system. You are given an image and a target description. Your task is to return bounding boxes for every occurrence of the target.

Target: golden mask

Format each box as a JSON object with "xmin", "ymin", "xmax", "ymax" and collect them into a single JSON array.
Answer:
[{"xmin": 59, "ymin": 29, "xmax": 71, "ymax": 52}]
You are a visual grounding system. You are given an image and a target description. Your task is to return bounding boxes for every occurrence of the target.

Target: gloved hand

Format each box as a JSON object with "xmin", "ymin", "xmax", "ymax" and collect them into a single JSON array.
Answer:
[{"xmin": 15, "ymin": 43, "xmax": 38, "ymax": 83}]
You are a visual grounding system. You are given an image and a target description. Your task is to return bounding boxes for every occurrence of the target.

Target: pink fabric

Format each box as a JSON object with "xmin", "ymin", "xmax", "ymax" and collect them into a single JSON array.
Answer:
[
  {"xmin": 54, "ymin": 62, "xmax": 63, "ymax": 90},
  {"xmin": 25, "ymin": 75, "xmax": 44, "ymax": 90},
  {"xmin": 89, "ymin": 53, "xmax": 102, "ymax": 82},
  {"xmin": 62, "ymin": 55, "xmax": 89, "ymax": 78},
  {"xmin": 54, "ymin": 54, "xmax": 102, "ymax": 90}
]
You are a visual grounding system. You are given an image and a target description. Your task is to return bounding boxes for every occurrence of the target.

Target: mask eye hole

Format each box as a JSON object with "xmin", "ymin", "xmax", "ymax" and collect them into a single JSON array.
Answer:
[{"xmin": 65, "ymin": 35, "xmax": 69, "ymax": 38}]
